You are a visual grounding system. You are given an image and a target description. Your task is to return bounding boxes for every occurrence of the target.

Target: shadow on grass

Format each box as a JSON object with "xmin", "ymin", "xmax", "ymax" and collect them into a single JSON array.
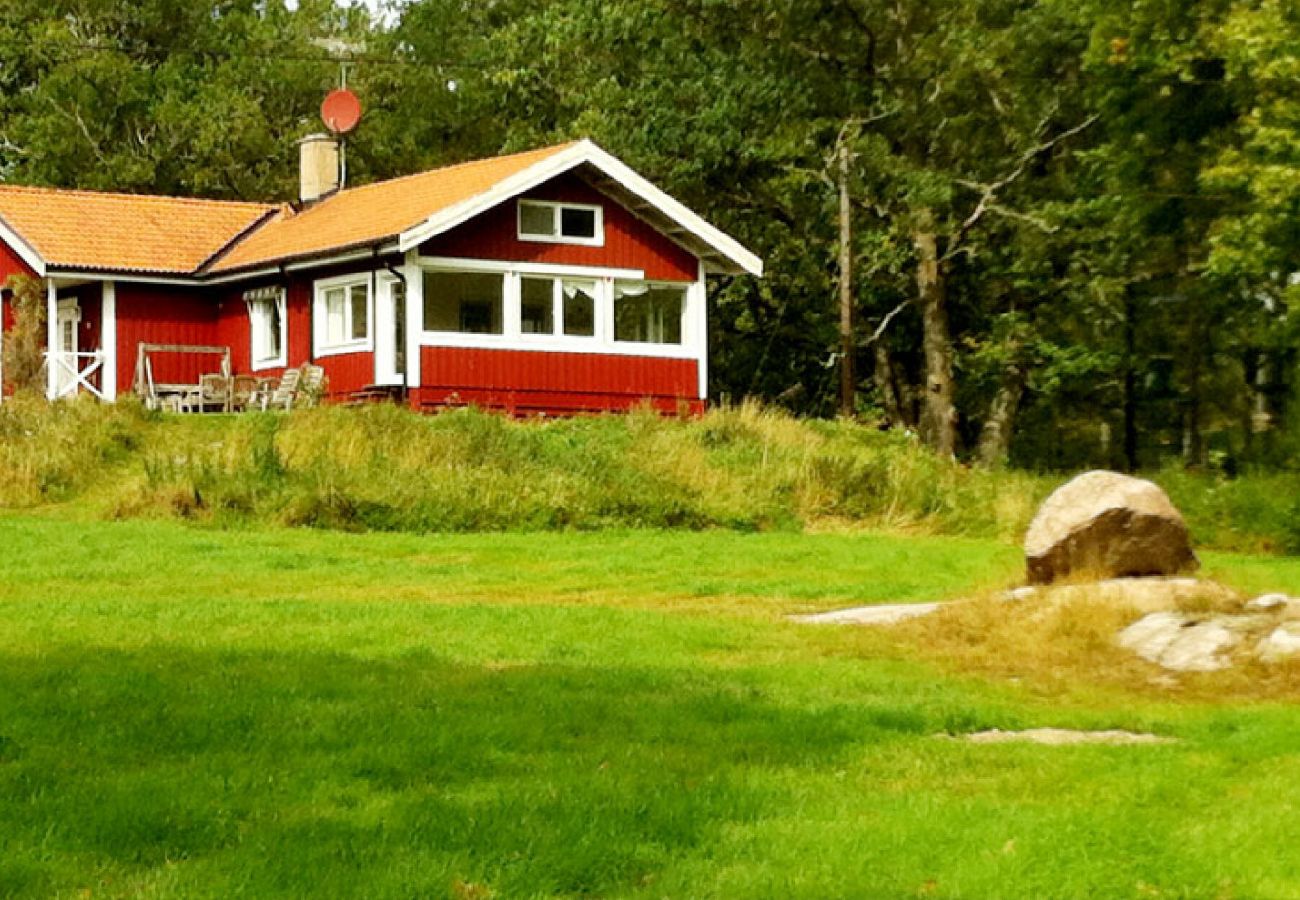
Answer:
[{"xmin": 0, "ymin": 645, "xmax": 928, "ymax": 898}]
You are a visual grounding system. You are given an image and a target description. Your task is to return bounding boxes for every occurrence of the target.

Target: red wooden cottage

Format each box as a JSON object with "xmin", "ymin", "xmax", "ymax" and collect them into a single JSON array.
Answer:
[{"xmin": 0, "ymin": 139, "xmax": 762, "ymax": 414}]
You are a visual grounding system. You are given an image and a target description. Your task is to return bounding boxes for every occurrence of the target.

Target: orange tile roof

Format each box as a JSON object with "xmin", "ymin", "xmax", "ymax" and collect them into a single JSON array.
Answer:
[
  {"xmin": 0, "ymin": 185, "xmax": 274, "ymax": 274},
  {"xmin": 208, "ymin": 142, "xmax": 577, "ymax": 274}
]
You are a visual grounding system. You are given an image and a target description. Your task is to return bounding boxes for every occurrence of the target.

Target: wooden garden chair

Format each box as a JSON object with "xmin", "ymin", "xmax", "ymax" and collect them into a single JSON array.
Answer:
[{"xmin": 264, "ymin": 367, "xmax": 301, "ymax": 411}]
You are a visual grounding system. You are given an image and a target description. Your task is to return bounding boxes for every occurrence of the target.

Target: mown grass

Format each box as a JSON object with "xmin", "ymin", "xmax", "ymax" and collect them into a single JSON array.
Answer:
[
  {"xmin": 3, "ymin": 514, "xmax": 1300, "ymax": 898},
  {"xmin": 1, "ymin": 394, "xmax": 1298, "ymax": 553}
]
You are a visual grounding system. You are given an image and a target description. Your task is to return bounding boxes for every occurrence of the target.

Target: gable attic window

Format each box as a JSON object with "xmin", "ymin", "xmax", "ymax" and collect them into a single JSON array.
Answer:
[
  {"xmin": 517, "ymin": 199, "xmax": 604, "ymax": 246},
  {"xmin": 245, "ymin": 286, "xmax": 286, "ymax": 370},
  {"xmin": 314, "ymin": 275, "xmax": 371, "ymax": 356}
]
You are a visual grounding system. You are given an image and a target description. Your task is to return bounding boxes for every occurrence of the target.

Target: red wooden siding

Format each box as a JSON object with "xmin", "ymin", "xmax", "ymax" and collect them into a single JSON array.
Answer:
[
  {"xmin": 0, "ymin": 237, "xmax": 35, "ymax": 289},
  {"xmin": 0, "ymin": 238, "xmax": 35, "ymax": 393},
  {"xmin": 422, "ymin": 173, "xmax": 698, "ymax": 282},
  {"xmin": 415, "ymin": 346, "xmax": 700, "ymax": 415},
  {"xmin": 115, "ymin": 285, "xmax": 222, "ymax": 395}
]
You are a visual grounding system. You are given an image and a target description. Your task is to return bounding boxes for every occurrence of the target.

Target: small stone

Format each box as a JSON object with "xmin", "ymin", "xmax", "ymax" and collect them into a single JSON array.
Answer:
[
  {"xmin": 1246, "ymin": 593, "xmax": 1291, "ymax": 612},
  {"xmin": 1005, "ymin": 586, "xmax": 1038, "ymax": 602},
  {"xmin": 1257, "ymin": 625, "xmax": 1300, "ymax": 663},
  {"xmin": 957, "ymin": 728, "xmax": 1174, "ymax": 746}
]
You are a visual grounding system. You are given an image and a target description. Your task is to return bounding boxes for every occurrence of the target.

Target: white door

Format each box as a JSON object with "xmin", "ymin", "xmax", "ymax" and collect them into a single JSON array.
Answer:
[
  {"xmin": 373, "ymin": 276, "xmax": 406, "ymax": 386},
  {"xmin": 54, "ymin": 300, "xmax": 80, "ymax": 396}
]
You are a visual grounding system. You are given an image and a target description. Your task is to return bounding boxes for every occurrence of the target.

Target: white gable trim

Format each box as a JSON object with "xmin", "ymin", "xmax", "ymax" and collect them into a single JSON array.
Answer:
[
  {"xmin": 0, "ymin": 216, "xmax": 47, "ymax": 278},
  {"xmin": 398, "ymin": 140, "xmax": 763, "ymax": 278}
]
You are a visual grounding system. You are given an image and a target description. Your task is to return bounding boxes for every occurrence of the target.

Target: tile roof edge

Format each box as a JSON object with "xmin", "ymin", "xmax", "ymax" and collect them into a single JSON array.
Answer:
[{"xmin": 195, "ymin": 205, "xmax": 293, "ymax": 276}]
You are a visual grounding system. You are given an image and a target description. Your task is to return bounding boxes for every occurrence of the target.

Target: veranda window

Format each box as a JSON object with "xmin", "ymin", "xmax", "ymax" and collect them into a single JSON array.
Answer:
[
  {"xmin": 423, "ymin": 271, "xmax": 504, "ymax": 334},
  {"xmin": 519, "ymin": 276, "xmax": 597, "ymax": 338},
  {"xmin": 613, "ymin": 282, "xmax": 685, "ymax": 344}
]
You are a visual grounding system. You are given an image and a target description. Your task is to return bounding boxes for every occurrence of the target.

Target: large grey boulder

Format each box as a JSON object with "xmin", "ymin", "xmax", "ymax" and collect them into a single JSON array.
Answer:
[{"xmin": 1025, "ymin": 471, "xmax": 1198, "ymax": 585}]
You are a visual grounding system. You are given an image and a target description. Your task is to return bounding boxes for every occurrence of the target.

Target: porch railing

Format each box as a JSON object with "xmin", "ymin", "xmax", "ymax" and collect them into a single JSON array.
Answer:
[{"xmin": 45, "ymin": 350, "xmax": 106, "ymax": 400}]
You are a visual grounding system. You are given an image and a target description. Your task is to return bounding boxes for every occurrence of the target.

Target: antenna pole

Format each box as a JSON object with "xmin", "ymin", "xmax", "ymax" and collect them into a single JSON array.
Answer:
[{"xmin": 338, "ymin": 61, "xmax": 350, "ymax": 189}]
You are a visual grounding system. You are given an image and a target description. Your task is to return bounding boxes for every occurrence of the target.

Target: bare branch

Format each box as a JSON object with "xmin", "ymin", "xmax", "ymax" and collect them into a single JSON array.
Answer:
[
  {"xmin": 860, "ymin": 299, "xmax": 912, "ymax": 348},
  {"xmin": 951, "ymin": 113, "xmax": 1099, "ymax": 247}
]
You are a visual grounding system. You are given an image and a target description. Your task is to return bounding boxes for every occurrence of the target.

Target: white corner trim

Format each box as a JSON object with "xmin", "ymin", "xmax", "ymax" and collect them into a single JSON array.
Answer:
[
  {"xmin": 398, "ymin": 140, "xmax": 764, "ymax": 277},
  {"xmin": 101, "ymin": 281, "xmax": 117, "ymax": 401},
  {"xmin": 44, "ymin": 280, "xmax": 58, "ymax": 399},
  {"xmin": 0, "ymin": 217, "xmax": 47, "ymax": 278}
]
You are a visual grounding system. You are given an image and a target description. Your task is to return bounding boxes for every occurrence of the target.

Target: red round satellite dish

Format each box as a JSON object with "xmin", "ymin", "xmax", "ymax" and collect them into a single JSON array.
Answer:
[{"xmin": 321, "ymin": 89, "xmax": 362, "ymax": 134}]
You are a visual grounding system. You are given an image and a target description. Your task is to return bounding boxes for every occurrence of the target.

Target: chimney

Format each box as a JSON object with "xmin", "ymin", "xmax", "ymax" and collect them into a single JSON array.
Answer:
[{"xmin": 298, "ymin": 133, "xmax": 340, "ymax": 204}]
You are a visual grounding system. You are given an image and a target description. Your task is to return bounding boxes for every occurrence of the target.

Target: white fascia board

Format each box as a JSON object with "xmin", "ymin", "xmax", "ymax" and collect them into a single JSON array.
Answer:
[
  {"xmin": 399, "ymin": 139, "xmax": 764, "ymax": 278},
  {"xmin": 0, "ymin": 217, "xmax": 47, "ymax": 278}
]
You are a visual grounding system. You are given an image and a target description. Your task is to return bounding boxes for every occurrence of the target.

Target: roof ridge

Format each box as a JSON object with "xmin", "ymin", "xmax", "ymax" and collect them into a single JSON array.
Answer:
[
  {"xmin": 0, "ymin": 182, "xmax": 275, "ymax": 211},
  {"xmin": 323, "ymin": 141, "xmax": 581, "ymax": 201}
]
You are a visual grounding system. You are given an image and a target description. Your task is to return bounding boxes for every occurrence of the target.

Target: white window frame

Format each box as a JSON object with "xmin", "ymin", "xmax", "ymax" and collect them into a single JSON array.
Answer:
[
  {"xmin": 518, "ymin": 274, "xmax": 600, "ymax": 342},
  {"xmin": 414, "ymin": 258, "xmax": 699, "ymax": 359},
  {"xmin": 517, "ymin": 199, "xmax": 605, "ymax": 247},
  {"xmin": 422, "ymin": 269, "xmax": 511, "ymax": 339},
  {"xmin": 246, "ymin": 289, "xmax": 287, "ymax": 371},
  {"xmin": 611, "ymin": 280, "xmax": 690, "ymax": 348},
  {"xmin": 313, "ymin": 274, "xmax": 373, "ymax": 357}
]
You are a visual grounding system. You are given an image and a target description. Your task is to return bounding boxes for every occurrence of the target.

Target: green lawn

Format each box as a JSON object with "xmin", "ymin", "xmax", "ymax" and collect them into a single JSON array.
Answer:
[{"xmin": 3, "ymin": 515, "xmax": 1300, "ymax": 898}]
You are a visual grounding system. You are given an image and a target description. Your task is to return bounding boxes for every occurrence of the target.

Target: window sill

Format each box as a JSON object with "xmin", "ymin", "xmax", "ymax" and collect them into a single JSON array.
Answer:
[
  {"xmin": 517, "ymin": 233, "xmax": 606, "ymax": 248},
  {"xmin": 315, "ymin": 340, "xmax": 372, "ymax": 358},
  {"xmin": 251, "ymin": 356, "xmax": 286, "ymax": 372}
]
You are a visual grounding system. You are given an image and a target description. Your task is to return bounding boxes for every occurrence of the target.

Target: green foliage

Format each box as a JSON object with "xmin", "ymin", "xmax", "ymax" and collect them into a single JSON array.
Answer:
[
  {"xmin": 1, "ymin": 274, "xmax": 45, "ymax": 394},
  {"xmin": 0, "ymin": 0, "xmax": 1299, "ymax": 468}
]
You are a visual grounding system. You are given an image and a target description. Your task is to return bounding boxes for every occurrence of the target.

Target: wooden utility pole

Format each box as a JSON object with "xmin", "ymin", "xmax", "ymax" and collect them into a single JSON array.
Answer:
[{"xmin": 837, "ymin": 136, "xmax": 855, "ymax": 419}]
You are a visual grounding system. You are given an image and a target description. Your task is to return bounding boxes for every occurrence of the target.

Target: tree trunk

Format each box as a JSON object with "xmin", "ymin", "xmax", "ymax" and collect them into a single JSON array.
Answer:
[
  {"xmin": 1122, "ymin": 289, "xmax": 1139, "ymax": 472},
  {"xmin": 913, "ymin": 211, "xmax": 957, "ymax": 456},
  {"xmin": 976, "ymin": 359, "xmax": 1026, "ymax": 466},
  {"xmin": 837, "ymin": 138, "xmax": 855, "ymax": 419},
  {"xmin": 872, "ymin": 342, "xmax": 908, "ymax": 428}
]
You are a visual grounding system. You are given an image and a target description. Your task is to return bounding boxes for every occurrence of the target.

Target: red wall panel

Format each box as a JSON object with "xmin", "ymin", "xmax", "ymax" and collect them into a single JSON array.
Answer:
[
  {"xmin": 0, "ymin": 237, "xmax": 35, "ymax": 394},
  {"xmin": 115, "ymin": 285, "xmax": 222, "ymax": 394},
  {"xmin": 421, "ymin": 173, "xmax": 698, "ymax": 282},
  {"xmin": 0, "ymin": 237, "xmax": 35, "ymax": 289},
  {"xmin": 417, "ymin": 346, "xmax": 698, "ymax": 415}
]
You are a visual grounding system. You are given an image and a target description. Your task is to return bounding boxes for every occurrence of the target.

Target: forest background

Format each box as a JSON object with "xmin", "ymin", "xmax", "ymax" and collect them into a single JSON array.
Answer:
[{"xmin": 2, "ymin": 0, "xmax": 1297, "ymax": 472}]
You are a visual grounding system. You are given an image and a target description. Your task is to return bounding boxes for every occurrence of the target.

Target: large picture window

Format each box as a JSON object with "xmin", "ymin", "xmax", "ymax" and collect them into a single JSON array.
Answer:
[
  {"xmin": 614, "ymin": 282, "xmax": 685, "ymax": 345},
  {"xmin": 315, "ymin": 277, "xmax": 370, "ymax": 355},
  {"xmin": 246, "ymin": 288, "xmax": 286, "ymax": 370},
  {"xmin": 517, "ymin": 200, "xmax": 603, "ymax": 246},
  {"xmin": 423, "ymin": 271, "xmax": 504, "ymax": 335}
]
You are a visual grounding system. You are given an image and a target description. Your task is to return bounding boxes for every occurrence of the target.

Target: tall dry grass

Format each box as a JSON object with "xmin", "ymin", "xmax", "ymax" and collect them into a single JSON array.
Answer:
[{"xmin": 0, "ymin": 397, "xmax": 1292, "ymax": 547}]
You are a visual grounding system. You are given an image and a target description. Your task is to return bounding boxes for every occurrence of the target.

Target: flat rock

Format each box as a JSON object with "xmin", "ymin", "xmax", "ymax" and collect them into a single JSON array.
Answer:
[
  {"xmin": 1117, "ymin": 612, "xmax": 1241, "ymax": 672},
  {"xmin": 1025, "ymin": 471, "xmax": 1197, "ymax": 584},
  {"xmin": 957, "ymin": 728, "xmax": 1175, "ymax": 746},
  {"xmin": 791, "ymin": 602, "xmax": 944, "ymax": 626},
  {"xmin": 1257, "ymin": 625, "xmax": 1300, "ymax": 662}
]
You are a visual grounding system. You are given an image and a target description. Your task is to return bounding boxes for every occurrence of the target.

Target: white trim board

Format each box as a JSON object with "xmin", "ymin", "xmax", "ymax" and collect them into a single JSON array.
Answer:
[
  {"xmin": 398, "ymin": 140, "xmax": 764, "ymax": 277},
  {"xmin": 0, "ymin": 216, "xmax": 47, "ymax": 278},
  {"xmin": 417, "ymin": 256, "xmax": 644, "ymax": 281}
]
